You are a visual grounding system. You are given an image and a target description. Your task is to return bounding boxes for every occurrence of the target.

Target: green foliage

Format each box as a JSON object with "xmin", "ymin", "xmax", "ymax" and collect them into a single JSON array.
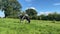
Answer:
[
  {"xmin": 38, "ymin": 12, "xmax": 60, "ymax": 21},
  {"xmin": 0, "ymin": 0, "xmax": 22, "ymax": 17},
  {"xmin": 25, "ymin": 9, "xmax": 37, "ymax": 19},
  {"xmin": 0, "ymin": 18, "xmax": 60, "ymax": 34},
  {"xmin": 26, "ymin": 9, "xmax": 37, "ymax": 16},
  {"xmin": 47, "ymin": 12, "xmax": 60, "ymax": 21}
]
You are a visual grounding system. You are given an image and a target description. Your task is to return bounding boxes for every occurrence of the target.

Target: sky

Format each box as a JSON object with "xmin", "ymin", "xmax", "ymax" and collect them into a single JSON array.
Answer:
[
  {"xmin": 18, "ymin": 0, "xmax": 60, "ymax": 15},
  {"xmin": 0, "ymin": 0, "xmax": 60, "ymax": 17},
  {"xmin": 0, "ymin": 10, "xmax": 5, "ymax": 18}
]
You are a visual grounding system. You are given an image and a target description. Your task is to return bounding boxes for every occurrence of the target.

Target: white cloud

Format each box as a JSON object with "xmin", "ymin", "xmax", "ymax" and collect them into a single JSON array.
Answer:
[
  {"xmin": 29, "ymin": 7, "xmax": 36, "ymax": 9},
  {"xmin": 53, "ymin": 3, "xmax": 60, "ymax": 6},
  {"xmin": 25, "ymin": 7, "xmax": 36, "ymax": 10},
  {"xmin": 38, "ymin": 11, "xmax": 53, "ymax": 15}
]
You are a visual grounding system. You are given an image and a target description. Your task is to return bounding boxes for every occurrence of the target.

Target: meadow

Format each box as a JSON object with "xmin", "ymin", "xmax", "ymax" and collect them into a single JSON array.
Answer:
[{"xmin": 0, "ymin": 18, "xmax": 60, "ymax": 34}]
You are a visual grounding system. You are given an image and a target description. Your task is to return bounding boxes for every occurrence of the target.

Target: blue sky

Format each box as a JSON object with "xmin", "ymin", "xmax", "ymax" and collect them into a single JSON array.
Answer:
[
  {"xmin": 0, "ymin": 10, "xmax": 5, "ymax": 17},
  {"xmin": 0, "ymin": 0, "xmax": 60, "ymax": 17},
  {"xmin": 18, "ymin": 0, "xmax": 60, "ymax": 15}
]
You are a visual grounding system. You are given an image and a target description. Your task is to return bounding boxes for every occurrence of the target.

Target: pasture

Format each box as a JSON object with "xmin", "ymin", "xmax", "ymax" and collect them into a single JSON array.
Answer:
[{"xmin": 0, "ymin": 18, "xmax": 60, "ymax": 34}]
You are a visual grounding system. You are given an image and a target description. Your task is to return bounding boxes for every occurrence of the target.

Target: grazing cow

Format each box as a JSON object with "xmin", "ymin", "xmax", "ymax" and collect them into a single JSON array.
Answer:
[{"xmin": 18, "ymin": 14, "xmax": 30, "ymax": 23}]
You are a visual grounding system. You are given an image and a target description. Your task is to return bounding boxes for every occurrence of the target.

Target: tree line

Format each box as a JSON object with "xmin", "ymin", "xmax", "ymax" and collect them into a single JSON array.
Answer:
[
  {"xmin": 0, "ymin": 0, "xmax": 60, "ymax": 21},
  {"xmin": 25, "ymin": 9, "xmax": 60, "ymax": 21},
  {"xmin": 33, "ymin": 12, "xmax": 60, "ymax": 21}
]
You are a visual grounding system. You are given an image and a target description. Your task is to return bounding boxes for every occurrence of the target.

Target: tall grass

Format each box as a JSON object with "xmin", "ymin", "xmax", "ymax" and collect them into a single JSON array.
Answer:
[{"xmin": 0, "ymin": 18, "xmax": 60, "ymax": 34}]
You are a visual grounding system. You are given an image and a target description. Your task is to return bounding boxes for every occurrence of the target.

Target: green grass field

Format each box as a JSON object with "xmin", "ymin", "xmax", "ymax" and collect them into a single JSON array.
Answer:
[{"xmin": 0, "ymin": 18, "xmax": 60, "ymax": 34}]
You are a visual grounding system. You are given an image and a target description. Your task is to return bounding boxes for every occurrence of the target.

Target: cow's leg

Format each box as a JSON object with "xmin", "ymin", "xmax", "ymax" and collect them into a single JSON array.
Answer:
[
  {"xmin": 26, "ymin": 18, "xmax": 30, "ymax": 23},
  {"xmin": 27, "ymin": 20, "xmax": 30, "ymax": 23},
  {"xmin": 20, "ymin": 18, "xmax": 23, "ymax": 23}
]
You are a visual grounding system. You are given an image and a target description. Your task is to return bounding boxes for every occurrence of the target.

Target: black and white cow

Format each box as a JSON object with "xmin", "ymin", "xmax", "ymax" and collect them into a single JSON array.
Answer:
[{"xmin": 18, "ymin": 14, "xmax": 30, "ymax": 23}]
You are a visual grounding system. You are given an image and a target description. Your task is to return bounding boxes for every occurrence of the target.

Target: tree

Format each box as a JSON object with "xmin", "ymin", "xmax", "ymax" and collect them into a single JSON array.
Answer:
[
  {"xmin": 47, "ymin": 13, "xmax": 54, "ymax": 20},
  {"xmin": 0, "ymin": 0, "xmax": 22, "ymax": 18},
  {"xmin": 46, "ymin": 12, "xmax": 60, "ymax": 21},
  {"xmin": 39, "ymin": 14, "xmax": 47, "ymax": 20},
  {"xmin": 52, "ymin": 12, "xmax": 60, "ymax": 21},
  {"xmin": 25, "ymin": 8, "xmax": 37, "ymax": 19}
]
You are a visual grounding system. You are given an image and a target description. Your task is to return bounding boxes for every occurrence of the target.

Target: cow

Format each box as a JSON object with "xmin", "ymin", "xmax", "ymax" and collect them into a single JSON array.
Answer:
[{"xmin": 18, "ymin": 14, "xmax": 30, "ymax": 23}]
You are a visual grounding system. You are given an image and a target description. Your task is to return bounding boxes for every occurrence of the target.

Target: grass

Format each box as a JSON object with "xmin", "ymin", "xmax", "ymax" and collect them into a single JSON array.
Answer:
[{"xmin": 0, "ymin": 18, "xmax": 60, "ymax": 34}]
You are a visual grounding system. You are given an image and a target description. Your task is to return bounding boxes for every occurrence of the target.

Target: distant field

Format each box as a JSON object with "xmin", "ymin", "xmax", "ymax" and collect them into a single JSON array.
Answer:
[{"xmin": 0, "ymin": 18, "xmax": 60, "ymax": 34}]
